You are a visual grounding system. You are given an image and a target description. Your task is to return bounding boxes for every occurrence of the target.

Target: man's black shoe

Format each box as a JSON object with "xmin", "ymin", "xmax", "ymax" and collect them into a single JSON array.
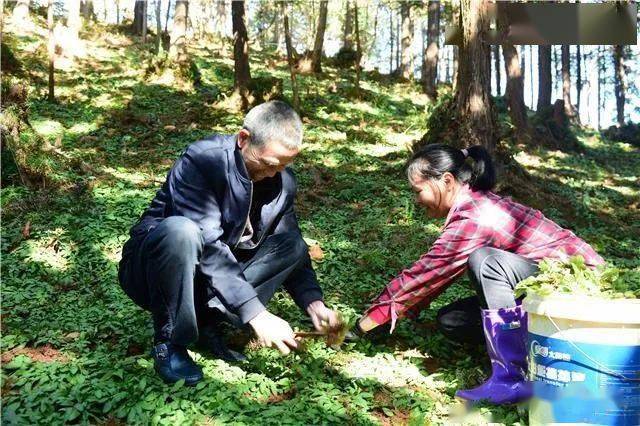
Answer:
[
  {"xmin": 195, "ymin": 326, "xmax": 247, "ymax": 362},
  {"xmin": 152, "ymin": 343, "xmax": 203, "ymax": 386}
]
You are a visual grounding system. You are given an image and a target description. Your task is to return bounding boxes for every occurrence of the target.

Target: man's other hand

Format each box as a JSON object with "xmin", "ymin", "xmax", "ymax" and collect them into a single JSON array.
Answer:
[{"xmin": 249, "ymin": 311, "xmax": 298, "ymax": 355}]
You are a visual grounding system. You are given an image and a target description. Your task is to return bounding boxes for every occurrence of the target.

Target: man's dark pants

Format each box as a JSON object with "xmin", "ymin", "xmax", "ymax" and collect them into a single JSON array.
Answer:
[
  {"xmin": 436, "ymin": 247, "xmax": 539, "ymax": 345},
  {"xmin": 118, "ymin": 216, "xmax": 307, "ymax": 346}
]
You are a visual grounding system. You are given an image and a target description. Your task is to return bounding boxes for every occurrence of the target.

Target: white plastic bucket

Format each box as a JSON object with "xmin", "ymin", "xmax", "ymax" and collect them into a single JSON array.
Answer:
[{"xmin": 523, "ymin": 294, "xmax": 640, "ymax": 425}]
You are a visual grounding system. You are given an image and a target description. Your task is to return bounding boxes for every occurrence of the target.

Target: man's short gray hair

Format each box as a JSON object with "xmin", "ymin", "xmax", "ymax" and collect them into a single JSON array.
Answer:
[{"xmin": 242, "ymin": 101, "xmax": 303, "ymax": 150}]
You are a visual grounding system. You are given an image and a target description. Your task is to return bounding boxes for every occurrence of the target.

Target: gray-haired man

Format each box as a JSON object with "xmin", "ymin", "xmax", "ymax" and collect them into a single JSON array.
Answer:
[{"xmin": 118, "ymin": 101, "xmax": 338, "ymax": 385}]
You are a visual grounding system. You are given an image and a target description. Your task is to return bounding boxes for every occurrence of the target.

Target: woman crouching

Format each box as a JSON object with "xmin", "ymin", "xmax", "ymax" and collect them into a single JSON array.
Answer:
[{"xmin": 355, "ymin": 144, "xmax": 603, "ymax": 404}]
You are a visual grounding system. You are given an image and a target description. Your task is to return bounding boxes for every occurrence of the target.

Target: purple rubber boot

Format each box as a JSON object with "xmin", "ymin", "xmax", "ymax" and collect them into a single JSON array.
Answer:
[{"xmin": 455, "ymin": 305, "xmax": 531, "ymax": 405}]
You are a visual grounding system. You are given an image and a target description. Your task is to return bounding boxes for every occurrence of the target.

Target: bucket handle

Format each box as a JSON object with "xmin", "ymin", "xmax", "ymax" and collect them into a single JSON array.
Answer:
[{"xmin": 545, "ymin": 313, "xmax": 640, "ymax": 382}]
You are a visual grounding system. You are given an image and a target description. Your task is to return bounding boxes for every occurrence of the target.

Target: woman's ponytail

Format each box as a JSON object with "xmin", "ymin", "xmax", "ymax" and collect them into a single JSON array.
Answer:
[
  {"xmin": 406, "ymin": 143, "xmax": 497, "ymax": 191},
  {"xmin": 465, "ymin": 145, "xmax": 496, "ymax": 191}
]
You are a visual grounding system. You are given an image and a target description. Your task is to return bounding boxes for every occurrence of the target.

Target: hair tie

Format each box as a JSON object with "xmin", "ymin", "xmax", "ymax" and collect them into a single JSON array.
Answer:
[{"xmin": 461, "ymin": 148, "xmax": 469, "ymax": 158}]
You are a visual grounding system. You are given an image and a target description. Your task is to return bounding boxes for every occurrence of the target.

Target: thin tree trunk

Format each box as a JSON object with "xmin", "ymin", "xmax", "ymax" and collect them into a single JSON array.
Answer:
[
  {"xmin": 553, "ymin": 45, "xmax": 559, "ymax": 98},
  {"xmin": 116, "ymin": 0, "xmax": 120, "ymax": 24},
  {"xmin": 354, "ymin": 0, "xmax": 362, "ymax": 97},
  {"xmin": 529, "ymin": 45, "xmax": 533, "ymax": 107},
  {"xmin": 232, "ymin": 0, "xmax": 251, "ymax": 92},
  {"xmin": 493, "ymin": 45, "xmax": 501, "ymax": 96},
  {"xmin": 142, "ymin": 0, "xmax": 148, "ymax": 43},
  {"xmin": 165, "ymin": 0, "xmax": 172, "ymax": 33},
  {"xmin": 537, "ymin": 45, "xmax": 551, "ymax": 111},
  {"xmin": 311, "ymin": 0, "xmax": 328, "ymax": 73},
  {"xmin": 456, "ymin": 0, "xmax": 494, "ymax": 150},
  {"xmin": 503, "ymin": 45, "xmax": 529, "ymax": 138},
  {"xmin": 597, "ymin": 46, "xmax": 602, "ymax": 130},
  {"xmin": 613, "ymin": 45, "xmax": 627, "ymax": 127},
  {"xmin": 169, "ymin": 0, "xmax": 188, "ymax": 61},
  {"xmin": 155, "ymin": 0, "xmax": 162, "ymax": 53},
  {"xmin": 283, "ymin": 3, "xmax": 299, "ymax": 112},
  {"xmin": 388, "ymin": 5, "xmax": 393, "ymax": 74},
  {"xmin": 133, "ymin": 0, "xmax": 145, "ymax": 35},
  {"xmin": 423, "ymin": 0, "xmax": 439, "ymax": 99},
  {"xmin": 12, "ymin": 0, "xmax": 30, "ymax": 22},
  {"xmin": 576, "ymin": 44, "xmax": 582, "ymax": 114},
  {"xmin": 395, "ymin": 9, "xmax": 400, "ymax": 71},
  {"xmin": 399, "ymin": 1, "xmax": 413, "ymax": 79},
  {"xmin": 343, "ymin": 0, "xmax": 353, "ymax": 51},
  {"xmin": 47, "ymin": 0, "xmax": 55, "ymax": 102},
  {"xmin": 561, "ymin": 44, "xmax": 577, "ymax": 118}
]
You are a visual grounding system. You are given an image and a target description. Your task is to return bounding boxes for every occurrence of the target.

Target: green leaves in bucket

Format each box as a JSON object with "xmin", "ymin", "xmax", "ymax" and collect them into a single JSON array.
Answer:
[{"xmin": 514, "ymin": 255, "xmax": 640, "ymax": 299}]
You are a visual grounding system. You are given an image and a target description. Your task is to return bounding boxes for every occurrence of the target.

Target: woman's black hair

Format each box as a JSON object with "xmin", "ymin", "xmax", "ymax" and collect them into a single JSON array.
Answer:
[{"xmin": 406, "ymin": 143, "xmax": 496, "ymax": 191}]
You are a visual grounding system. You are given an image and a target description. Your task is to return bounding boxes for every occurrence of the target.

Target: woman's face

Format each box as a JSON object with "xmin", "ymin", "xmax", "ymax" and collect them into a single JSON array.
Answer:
[{"xmin": 410, "ymin": 173, "xmax": 460, "ymax": 218}]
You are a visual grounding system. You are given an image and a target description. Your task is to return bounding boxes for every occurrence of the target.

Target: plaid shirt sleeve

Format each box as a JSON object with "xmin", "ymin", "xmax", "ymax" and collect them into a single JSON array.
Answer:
[{"xmin": 362, "ymin": 214, "xmax": 491, "ymax": 332}]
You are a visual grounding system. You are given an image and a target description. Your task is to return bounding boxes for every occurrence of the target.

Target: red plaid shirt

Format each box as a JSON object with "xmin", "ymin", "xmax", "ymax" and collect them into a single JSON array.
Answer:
[{"xmin": 363, "ymin": 185, "xmax": 604, "ymax": 331}]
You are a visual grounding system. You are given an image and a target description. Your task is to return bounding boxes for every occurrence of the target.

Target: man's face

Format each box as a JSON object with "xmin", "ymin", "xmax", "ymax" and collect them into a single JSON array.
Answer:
[{"xmin": 238, "ymin": 130, "xmax": 299, "ymax": 182}]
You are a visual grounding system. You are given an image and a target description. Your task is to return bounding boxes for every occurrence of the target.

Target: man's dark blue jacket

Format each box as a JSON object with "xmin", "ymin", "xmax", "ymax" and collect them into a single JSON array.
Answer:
[{"xmin": 120, "ymin": 134, "xmax": 323, "ymax": 323}]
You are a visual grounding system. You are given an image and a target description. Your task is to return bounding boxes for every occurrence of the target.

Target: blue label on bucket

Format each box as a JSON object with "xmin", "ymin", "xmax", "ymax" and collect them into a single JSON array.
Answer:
[{"xmin": 528, "ymin": 332, "xmax": 640, "ymax": 425}]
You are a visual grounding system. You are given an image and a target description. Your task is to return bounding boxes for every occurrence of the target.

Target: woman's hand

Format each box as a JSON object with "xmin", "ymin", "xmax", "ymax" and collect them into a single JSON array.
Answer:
[{"xmin": 306, "ymin": 300, "xmax": 340, "ymax": 332}]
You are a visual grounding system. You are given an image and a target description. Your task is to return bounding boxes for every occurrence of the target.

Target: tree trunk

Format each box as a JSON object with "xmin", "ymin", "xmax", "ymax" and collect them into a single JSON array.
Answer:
[
  {"xmin": 310, "ymin": 0, "xmax": 328, "ymax": 73},
  {"xmin": 343, "ymin": 0, "xmax": 353, "ymax": 51},
  {"xmin": 388, "ymin": 5, "xmax": 393, "ymax": 73},
  {"xmin": 422, "ymin": 0, "xmax": 439, "ymax": 99},
  {"xmin": 529, "ymin": 45, "xmax": 533, "ymax": 107},
  {"xmin": 399, "ymin": 1, "xmax": 413, "ymax": 80},
  {"xmin": 142, "ymin": 0, "xmax": 148, "ymax": 43},
  {"xmin": 169, "ymin": 0, "xmax": 188, "ymax": 61},
  {"xmin": 354, "ymin": 0, "xmax": 362, "ymax": 97},
  {"xmin": 116, "ymin": 0, "xmax": 120, "ymax": 24},
  {"xmin": 576, "ymin": 44, "xmax": 581, "ymax": 114},
  {"xmin": 47, "ymin": 0, "xmax": 55, "ymax": 102},
  {"xmin": 613, "ymin": 45, "xmax": 627, "ymax": 127},
  {"xmin": 155, "ymin": 0, "xmax": 163, "ymax": 53},
  {"xmin": 68, "ymin": 0, "xmax": 81, "ymax": 40},
  {"xmin": 597, "ymin": 46, "xmax": 602, "ymax": 130},
  {"xmin": 502, "ymin": 44, "xmax": 529, "ymax": 139},
  {"xmin": 165, "ymin": 0, "xmax": 172, "ymax": 33},
  {"xmin": 395, "ymin": 9, "xmax": 400, "ymax": 71},
  {"xmin": 12, "ymin": 0, "xmax": 30, "ymax": 22},
  {"xmin": 561, "ymin": 44, "xmax": 577, "ymax": 118},
  {"xmin": 553, "ymin": 45, "xmax": 559, "ymax": 97},
  {"xmin": 232, "ymin": 0, "xmax": 251, "ymax": 92},
  {"xmin": 493, "ymin": 45, "xmax": 501, "ymax": 96},
  {"xmin": 456, "ymin": 0, "xmax": 494, "ymax": 150},
  {"xmin": 133, "ymin": 0, "xmax": 145, "ymax": 35},
  {"xmin": 283, "ymin": 3, "xmax": 299, "ymax": 112},
  {"xmin": 537, "ymin": 45, "xmax": 551, "ymax": 111}
]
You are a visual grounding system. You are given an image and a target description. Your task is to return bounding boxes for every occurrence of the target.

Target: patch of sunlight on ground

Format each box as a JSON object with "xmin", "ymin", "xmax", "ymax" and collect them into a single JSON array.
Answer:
[
  {"xmin": 383, "ymin": 130, "xmax": 415, "ymax": 148},
  {"xmin": 322, "ymin": 129, "xmax": 348, "ymax": 142},
  {"xmin": 350, "ymin": 144, "xmax": 406, "ymax": 158},
  {"xmin": 348, "ymin": 101, "xmax": 381, "ymax": 116},
  {"xmin": 91, "ymin": 93, "xmax": 120, "ymax": 109},
  {"xmin": 101, "ymin": 167, "xmax": 153, "ymax": 185},
  {"xmin": 67, "ymin": 122, "xmax": 98, "ymax": 136},
  {"xmin": 513, "ymin": 151, "xmax": 544, "ymax": 169},
  {"xmin": 32, "ymin": 119, "xmax": 65, "ymax": 141},
  {"xmin": 336, "ymin": 352, "xmax": 445, "ymax": 390},
  {"xmin": 23, "ymin": 229, "xmax": 71, "ymax": 272}
]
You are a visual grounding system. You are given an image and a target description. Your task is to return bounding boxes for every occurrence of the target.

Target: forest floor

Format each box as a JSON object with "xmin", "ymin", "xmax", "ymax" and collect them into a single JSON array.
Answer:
[{"xmin": 2, "ymin": 16, "xmax": 639, "ymax": 426}]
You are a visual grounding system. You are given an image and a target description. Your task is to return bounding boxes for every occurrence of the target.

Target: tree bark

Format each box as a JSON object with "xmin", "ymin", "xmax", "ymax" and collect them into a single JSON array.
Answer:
[
  {"xmin": 310, "ymin": 0, "xmax": 328, "ymax": 73},
  {"xmin": 232, "ymin": 0, "xmax": 251, "ymax": 92},
  {"xmin": 155, "ymin": 0, "xmax": 163, "ymax": 53},
  {"xmin": 12, "ymin": 0, "xmax": 30, "ymax": 22},
  {"xmin": 133, "ymin": 0, "xmax": 145, "ymax": 35},
  {"xmin": 116, "ymin": 0, "xmax": 120, "ymax": 24},
  {"xmin": 142, "ymin": 0, "xmax": 148, "ymax": 43},
  {"xmin": 613, "ymin": 45, "xmax": 627, "ymax": 127},
  {"xmin": 47, "ymin": 0, "xmax": 55, "ymax": 102},
  {"xmin": 537, "ymin": 45, "xmax": 551, "ymax": 111},
  {"xmin": 422, "ymin": 0, "xmax": 439, "ymax": 99},
  {"xmin": 502, "ymin": 44, "xmax": 529, "ymax": 138},
  {"xmin": 388, "ymin": 5, "xmax": 393, "ymax": 73},
  {"xmin": 561, "ymin": 44, "xmax": 577, "ymax": 118},
  {"xmin": 597, "ymin": 46, "xmax": 602, "ymax": 130},
  {"xmin": 343, "ymin": 0, "xmax": 353, "ymax": 51},
  {"xmin": 68, "ymin": 0, "xmax": 81, "ymax": 40},
  {"xmin": 456, "ymin": 0, "xmax": 494, "ymax": 150},
  {"xmin": 165, "ymin": 0, "xmax": 172, "ymax": 33},
  {"xmin": 283, "ymin": 3, "xmax": 299, "ymax": 112},
  {"xmin": 169, "ymin": 0, "xmax": 188, "ymax": 61},
  {"xmin": 399, "ymin": 1, "xmax": 413, "ymax": 80},
  {"xmin": 354, "ymin": 0, "xmax": 362, "ymax": 97},
  {"xmin": 80, "ymin": 0, "xmax": 95, "ymax": 22}
]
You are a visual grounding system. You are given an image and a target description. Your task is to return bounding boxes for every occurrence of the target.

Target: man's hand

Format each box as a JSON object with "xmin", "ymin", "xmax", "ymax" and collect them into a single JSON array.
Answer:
[
  {"xmin": 249, "ymin": 311, "xmax": 298, "ymax": 355},
  {"xmin": 306, "ymin": 301, "xmax": 340, "ymax": 333}
]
